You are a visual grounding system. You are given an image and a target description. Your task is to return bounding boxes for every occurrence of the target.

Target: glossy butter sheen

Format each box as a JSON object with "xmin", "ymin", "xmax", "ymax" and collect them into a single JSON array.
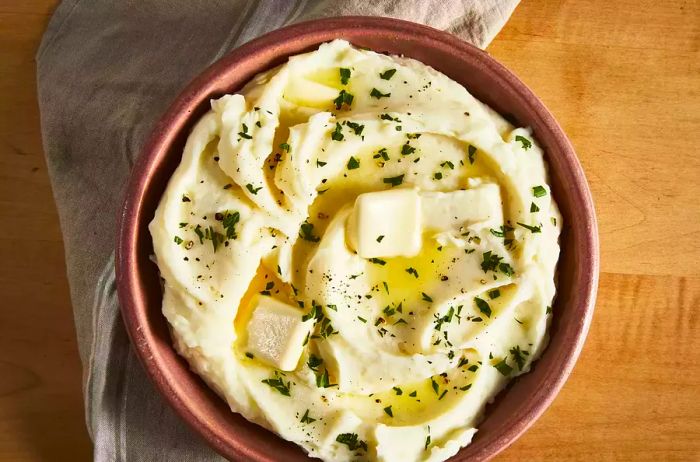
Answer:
[{"xmin": 149, "ymin": 40, "xmax": 561, "ymax": 462}]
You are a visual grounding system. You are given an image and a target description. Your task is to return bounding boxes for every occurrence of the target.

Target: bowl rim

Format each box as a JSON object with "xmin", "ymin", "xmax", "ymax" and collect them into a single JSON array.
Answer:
[{"xmin": 116, "ymin": 15, "xmax": 599, "ymax": 462}]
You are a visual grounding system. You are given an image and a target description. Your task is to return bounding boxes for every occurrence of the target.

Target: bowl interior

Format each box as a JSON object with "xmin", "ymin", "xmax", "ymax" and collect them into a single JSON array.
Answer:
[{"xmin": 117, "ymin": 17, "xmax": 598, "ymax": 462}]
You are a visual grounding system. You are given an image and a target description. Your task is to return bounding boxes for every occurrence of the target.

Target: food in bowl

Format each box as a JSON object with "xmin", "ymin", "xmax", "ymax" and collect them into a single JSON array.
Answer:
[{"xmin": 149, "ymin": 39, "xmax": 561, "ymax": 462}]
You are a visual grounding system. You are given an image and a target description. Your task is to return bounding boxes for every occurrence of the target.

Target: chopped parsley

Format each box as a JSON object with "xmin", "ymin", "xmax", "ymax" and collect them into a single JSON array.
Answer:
[
  {"xmin": 533, "ymin": 185, "xmax": 547, "ymax": 197},
  {"xmin": 300, "ymin": 409, "xmax": 316, "ymax": 424},
  {"xmin": 379, "ymin": 68, "xmax": 397, "ymax": 80},
  {"xmin": 401, "ymin": 143, "xmax": 416, "ymax": 155},
  {"xmin": 510, "ymin": 345, "xmax": 527, "ymax": 371},
  {"xmin": 422, "ymin": 292, "xmax": 433, "ymax": 302},
  {"xmin": 238, "ymin": 123, "xmax": 252, "ymax": 139},
  {"xmin": 347, "ymin": 156, "xmax": 360, "ymax": 170},
  {"xmin": 433, "ymin": 172, "xmax": 443, "ymax": 180},
  {"xmin": 221, "ymin": 211, "xmax": 240, "ymax": 239},
  {"xmin": 440, "ymin": 160, "xmax": 454, "ymax": 170},
  {"xmin": 339, "ymin": 67, "xmax": 351, "ymax": 85},
  {"xmin": 474, "ymin": 297, "xmax": 492, "ymax": 318},
  {"xmin": 383, "ymin": 406, "xmax": 393, "ymax": 417},
  {"xmin": 374, "ymin": 147, "xmax": 390, "ymax": 161},
  {"xmin": 181, "ymin": 195, "xmax": 191, "ymax": 202},
  {"xmin": 336, "ymin": 433, "xmax": 368, "ymax": 452},
  {"xmin": 380, "ymin": 113, "xmax": 400, "ymax": 122},
  {"xmin": 393, "ymin": 386, "xmax": 403, "ymax": 395},
  {"xmin": 376, "ymin": 235, "xmax": 385, "ymax": 242},
  {"xmin": 488, "ymin": 289, "xmax": 501, "ymax": 299},
  {"xmin": 370, "ymin": 88, "xmax": 391, "ymax": 99},
  {"xmin": 409, "ymin": 391, "xmax": 417, "ymax": 397},
  {"xmin": 530, "ymin": 202, "xmax": 540, "ymax": 212},
  {"xmin": 333, "ymin": 89, "xmax": 354, "ymax": 109},
  {"xmin": 481, "ymin": 251, "xmax": 503, "ymax": 273},
  {"xmin": 517, "ymin": 222, "xmax": 542, "ymax": 233},
  {"xmin": 279, "ymin": 142, "xmax": 290, "ymax": 152},
  {"xmin": 431, "ymin": 378, "xmax": 439, "ymax": 394},
  {"xmin": 369, "ymin": 258, "xmax": 386, "ymax": 265},
  {"xmin": 357, "ymin": 316, "xmax": 367, "ymax": 323},
  {"xmin": 261, "ymin": 375, "xmax": 291, "ymax": 396},
  {"xmin": 489, "ymin": 225, "xmax": 512, "ymax": 238},
  {"xmin": 174, "ymin": 236, "xmax": 183, "ymax": 245},
  {"xmin": 299, "ymin": 220, "xmax": 320, "ymax": 242},
  {"xmin": 345, "ymin": 121, "xmax": 365, "ymax": 135},
  {"xmin": 316, "ymin": 368, "xmax": 333, "ymax": 388},
  {"xmin": 515, "ymin": 135, "xmax": 532, "ymax": 150},
  {"xmin": 468, "ymin": 144, "xmax": 477, "ymax": 164},
  {"xmin": 405, "ymin": 267, "xmax": 419, "ymax": 278},
  {"xmin": 245, "ymin": 352, "xmax": 254, "ymax": 359},
  {"xmin": 494, "ymin": 359, "xmax": 513, "ymax": 376},
  {"xmin": 383, "ymin": 174, "xmax": 404, "ymax": 187},
  {"xmin": 331, "ymin": 122, "xmax": 344, "ymax": 141},
  {"xmin": 246, "ymin": 183, "xmax": 262, "ymax": 195},
  {"xmin": 500, "ymin": 262, "xmax": 515, "ymax": 277},
  {"xmin": 316, "ymin": 160, "xmax": 327, "ymax": 167},
  {"xmin": 307, "ymin": 354, "xmax": 323, "ymax": 372}
]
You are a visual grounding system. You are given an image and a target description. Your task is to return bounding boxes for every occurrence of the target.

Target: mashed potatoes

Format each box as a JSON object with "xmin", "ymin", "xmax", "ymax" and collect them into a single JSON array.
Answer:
[{"xmin": 150, "ymin": 40, "xmax": 561, "ymax": 462}]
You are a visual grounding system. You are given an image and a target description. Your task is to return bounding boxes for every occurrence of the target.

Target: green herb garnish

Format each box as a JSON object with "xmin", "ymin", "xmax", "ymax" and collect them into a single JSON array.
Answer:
[
  {"xmin": 246, "ymin": 183, "xmax": 262, "ymax": 195},
  {"xmin": 474, "ymin": 297, "xmax": 492, "ymax": 317},
  {"xmin": 379, "ymin": 69, "xmax": 397, "ymax": 80},
  {"xmin": 401, "ymin": 143, "xmax": 416, "ymax": 155},
  {"xmin": 383, "ymin": 174, "xmax": 404, "ymax": 187},
  {"xmin": 333, "ymin": 89, "xmax": 354, "ymax": 109},
  {"xmin": 299, "ymin": 220, "xmax": 320, "ymax": 242},
  {"xmin": 370, "ymin": 88, "xmax": 391, "ymax": 99},
  {"xmin": 339, "ymin": 67, "xmax": 351, "ymax": 85},
  {"xmin": 331, "ymin": 122, "xmax": 344, "ymax": 141},
  {"xmin": 468, "ymin": 144, "xmax": 477, "ymax": 164},
  {"xmin": 494, "ymin": 359, "xmax": 513, "ymax": 376},
  {"xmin": 515, "ymin": 135, "xmax": 532, "ymax": 150},
  {"xmin": 300, "ymin": 409, "xmax": 316, "ymax": 424},
  {"xmin": 261, "ymin": 375, "xmax": 291, "ymax": 396}
]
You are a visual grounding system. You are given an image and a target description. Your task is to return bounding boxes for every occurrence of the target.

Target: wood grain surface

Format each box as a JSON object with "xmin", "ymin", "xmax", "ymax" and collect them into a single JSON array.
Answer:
[{"xmin": 0, "ymin": 0, "xmax": 698, "ymax": 461}]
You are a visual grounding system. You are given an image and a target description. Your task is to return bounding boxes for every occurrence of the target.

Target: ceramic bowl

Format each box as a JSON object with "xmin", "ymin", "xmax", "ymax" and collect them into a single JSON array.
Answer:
[{"xmin": 116, "ymin": 16, "xmax": 599, "ymax": 461}]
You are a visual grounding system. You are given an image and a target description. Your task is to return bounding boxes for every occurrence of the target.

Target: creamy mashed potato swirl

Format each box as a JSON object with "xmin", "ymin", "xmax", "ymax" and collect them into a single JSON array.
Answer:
[{"xmin": 150, "ymin": 40, "xmax": 561, "ymax": 462}]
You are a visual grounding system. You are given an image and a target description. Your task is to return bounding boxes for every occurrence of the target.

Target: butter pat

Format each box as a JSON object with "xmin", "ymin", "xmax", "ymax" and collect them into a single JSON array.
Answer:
[
  {"xmin": 246, "ymin": 296, "xmax": 313, "ymax": 371},
  {"xmin": 421, "ymin": 183, "xmax": 502, "ymax": 231},
  {"xmin": 347, "ymin": 189, "xmax": 422, "ymax": 258}
]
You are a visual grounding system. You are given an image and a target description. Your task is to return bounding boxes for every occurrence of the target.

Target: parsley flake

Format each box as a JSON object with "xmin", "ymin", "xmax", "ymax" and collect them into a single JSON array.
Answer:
[
  {"xmin": 246, "ymin": 183, "xmax": 262, "ymax": 195},
  {"xmin": 494, "ymin": 359, "xmax": 513, "ymax": 376},
  {"xmin": 533, "ymin": 185, "xmax": 547, "ymax": 197},
  {"xmin": 379, "ymin": 69, "xmax": 397, "ymax": 80},
  {"xmin": 468, "ymin": 144, "xmax": 477, "ymax": 164},
  {"xmin": 339, "ymin": 67, "xmax": 351, "ymax": 85},
  {"xmin": 383, "ymin": 174, "xmax": 404, "ymax": 187},
  {"xmin": 370, "ymin": 88, "xmax": 391, "ymax": 99},
  {"xmin": 299, "ymin": 220, "xmax": 320, "ymax": 242},
  {"xmin": 333, "ymin": 89, "xmax": 354, "ymax": 109},
  {"xmin": 515, "ymin": 135, "xmax": 532, "ymax": 150},
  {"xmin": 474, "ymin": 297, "xmax": 492, "ymax": 317},
  {"xmin": 347, "ymin": 156, "xmax": 360, "ymax": 170},
  {"xmin": 300, "ymin": 409, "xmax": 316, "ymax": 424},
  {"xmin": 331, "ymin": 122, "xmax": 344, "ymax": 141},
  {"xmin": 261, "ymin": 375, "xmax": 291, "ymax": 396}
]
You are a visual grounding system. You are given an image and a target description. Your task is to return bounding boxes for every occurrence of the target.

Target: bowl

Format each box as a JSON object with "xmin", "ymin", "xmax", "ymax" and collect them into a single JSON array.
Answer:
[{"xmin": 116, "ymin": 16, "xmax": 599, "ymax": 461}]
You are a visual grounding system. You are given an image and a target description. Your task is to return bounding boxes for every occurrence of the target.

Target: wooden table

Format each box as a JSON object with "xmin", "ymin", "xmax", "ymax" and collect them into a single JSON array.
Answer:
[{"xmin": 0, "ymin": 0, "xmax": 697, "ymax": 460}]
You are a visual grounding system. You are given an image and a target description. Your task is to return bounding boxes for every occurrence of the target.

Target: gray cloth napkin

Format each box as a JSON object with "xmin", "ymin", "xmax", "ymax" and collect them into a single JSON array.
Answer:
[{"xmin": 36, "ymin": 1, "xmax": 518, "ymax": 460}]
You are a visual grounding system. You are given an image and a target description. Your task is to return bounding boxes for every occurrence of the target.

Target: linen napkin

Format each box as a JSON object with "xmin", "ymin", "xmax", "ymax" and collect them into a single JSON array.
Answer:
[{"xmin": 36, "ymin": 1, "xmax": 519, "ymax": 460}]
